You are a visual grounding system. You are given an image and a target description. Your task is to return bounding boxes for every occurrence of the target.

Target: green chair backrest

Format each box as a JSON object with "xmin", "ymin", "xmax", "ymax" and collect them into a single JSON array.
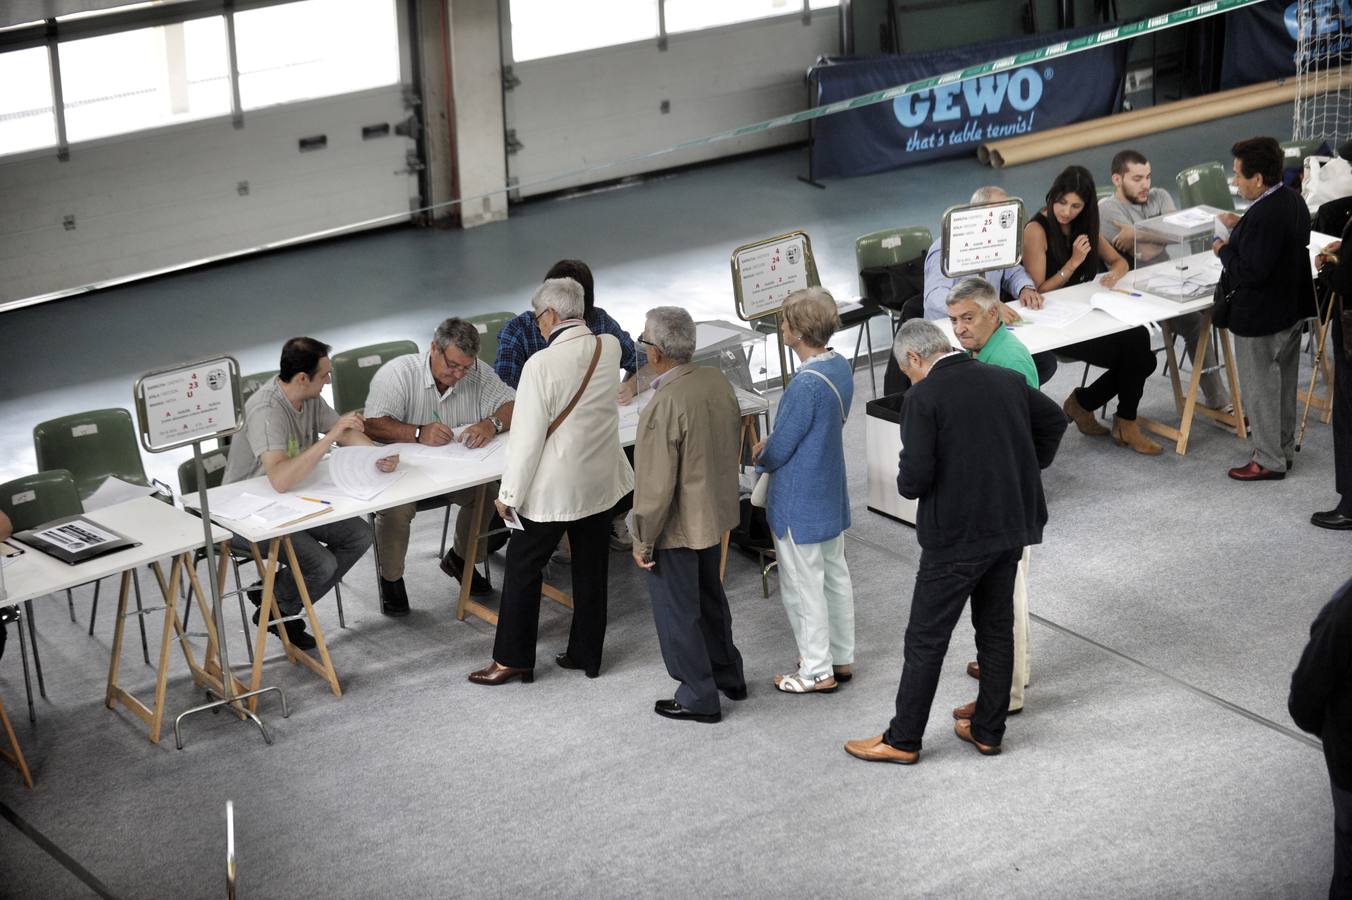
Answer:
[
  {"xmin": 1097, "ymin": 185, "xmax": 1115, "ymax": 200},
  {"xmin": 0, "ymin": 470, "xmax": 83, "ymax": 532},
  {"xmin": 33, "ymin": 408, "xmax": 150, "ymax": 500},
  {"xmin": 855, "ymin": 226, "xmax": 934, "ymax": 297},
  {"xmin": 1176, "ymin": 162, "xmax": 1235, "ymax": 212},
  {"xmin": 466, "ymin": 312, "xmax": 516, "ymax": 364},
  {"xmin": 177, "ymin": 449, "xmax": 230, "ymax": 495},
  {"xmin": 329, "ymin": 340, "xmax": 419, "ymax": 414},
  {"xmin": 239, "ymin": 370, "xmax": 277, "ymax": 405},
  {"xmin": 1281, "ymin": 139, "xmax": 1325, "ymax": 166}
]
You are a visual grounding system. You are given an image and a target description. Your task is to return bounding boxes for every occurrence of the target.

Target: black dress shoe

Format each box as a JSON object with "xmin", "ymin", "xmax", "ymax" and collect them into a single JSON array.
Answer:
[
  {"xmin": 246, "ymin": 582, "xmax": 262, "ymax": 607},
  {"xmin": 654, "ymin": 699, "xmax": 721, "ymax": 723},
  {"xmin": 440, "ymin": 549, "xmax": 493, "ymax": 596},
  {"xmin": 379, "ymin": 577, "xmax": 410, "ymax": 617},
  {"xmin": 554, "ymin": 652, "xmax": 599, "ymax": 678},
  {"xmin": 251, "ymin": 608, "xmax": 317, "ymax": 651},
  {"xmin": 1312, "ymin": 509, "xmax": 1352, "ymax": 530},
  {"xmin": 721, "ymin": 686, "xmax": 748, "ymax": 701}
]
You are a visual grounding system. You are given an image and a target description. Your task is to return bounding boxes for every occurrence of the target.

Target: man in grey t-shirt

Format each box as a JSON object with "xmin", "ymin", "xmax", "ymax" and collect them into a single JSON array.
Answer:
[
  {"xmin": 1100, "ymin": 149, "xmax": 1228, "ymax": 410},
  {"xmin": 224, "ymin": 336, "xmax": 398, "ymax": 650}
]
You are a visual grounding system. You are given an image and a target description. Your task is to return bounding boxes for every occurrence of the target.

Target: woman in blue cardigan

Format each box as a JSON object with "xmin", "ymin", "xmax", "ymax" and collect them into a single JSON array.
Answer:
[{"xmin": 752, "ymin": 288, "xmax": 856, "ymax": 694}]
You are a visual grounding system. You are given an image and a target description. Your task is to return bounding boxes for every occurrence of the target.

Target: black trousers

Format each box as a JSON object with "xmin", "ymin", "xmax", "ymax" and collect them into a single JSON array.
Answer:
[
  {"xmin": 1059, "ymin": 326, "xmax": 1156, "ymax": 420},
  {"xmin": 1333, "ymin": 778, "xmax": 1352, "ymax": 899},
  {"xmin": 492, "ymin": 508, "xmax": 612, "ymax": 673},
  {"xmin": 885, "ymin": 548, "xmax": 1021, "ymax": 752},
  {"xmin": 1331, "ymin": 300, "xmax": 1352, "ymax": 511},
  {"xmin": 645, "ymin": 545, "xmax": 746, "ymax": 715}
]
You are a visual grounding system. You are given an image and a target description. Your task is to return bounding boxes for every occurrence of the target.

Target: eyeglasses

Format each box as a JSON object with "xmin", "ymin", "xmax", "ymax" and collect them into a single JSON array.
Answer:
[
  {"xmin": 637, "ymin": 337, "xmax": 655, "ymax": 349},
  {"xmin": 440, "ymin": 349, "xmax": 474, "ymax": 375}
]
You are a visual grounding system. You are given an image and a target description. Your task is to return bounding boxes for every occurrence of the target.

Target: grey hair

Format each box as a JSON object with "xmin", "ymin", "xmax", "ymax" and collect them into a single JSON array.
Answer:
[
  {"xmin": 893, "ymin": 319, "xmax": 953, "ymax": 364},
  {"xmin": 531, "ymin": 277, "xmax": 585, "ymax": 321},
  {"xmin": 969, "ymin": 185, "xmax": 1009, "ymax": 204},
  {"xmin": 644, "ymin": 306, "xmax": 695, "ymax": 364},
  {"xmin": 433, "ymin": 317, "xmax": 481, "ymax": 358},
  {"xmin": 945, "ymin": 277, "xmax": 1000, "ymax": 313}
]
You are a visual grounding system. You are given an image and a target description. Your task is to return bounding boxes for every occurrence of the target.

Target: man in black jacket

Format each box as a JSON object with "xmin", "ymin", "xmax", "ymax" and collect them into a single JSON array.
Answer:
[
  {"xmin": 1290, "ymin": 577, "xmax": 1352, "ymax": 897},
  {"xmin": 1214, "ymin": 136, "xmax": 1316, "ymax": 481},
  {"xmin": 845, "ymin": 320, "xmax": 1066, "ymax": 765}
]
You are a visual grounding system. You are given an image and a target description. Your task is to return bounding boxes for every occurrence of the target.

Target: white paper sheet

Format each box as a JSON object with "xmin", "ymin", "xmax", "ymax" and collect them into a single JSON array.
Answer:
[
  {"xmin": 1162, "ymin": 208, "xmax": 1218, "ymax": 228},
  {"xmin": 83, "ymin": 476, "xmax": 158, "ymax": 511},
  {"xmin": 1087, "ymin": 292, "xmax": 1186, "ymax": 326},
  {"xmin": 618, "ymin": 391, "xmax": 653, "ymax": 430},
  {"xmin": 211, "ymin": 491, "xmax": 276, "ymax": 521},
  {"xmin": 252, "ymin": 496, "xmax": 332, "ymax": 528},
  {"xmin": 398, "ymin": 437, "xmax": 502, "ymax": 464},
  {"xmin": 327, "ymin": 446, "xmax": 406, "ymax": 501},
  {"xmin": 1014, "ymin": 303, "xmax": 1093, "ymax": 329}
]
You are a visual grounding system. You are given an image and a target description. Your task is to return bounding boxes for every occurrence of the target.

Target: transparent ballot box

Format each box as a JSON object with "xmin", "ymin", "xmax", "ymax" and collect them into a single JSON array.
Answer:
[
  {"xmin": 1130, "ymin": 205, "xmax": 1226, "ymax": 302},
  {"xmin": 693, "ymin": 319, "xmax": 766, "ymax": 394}
]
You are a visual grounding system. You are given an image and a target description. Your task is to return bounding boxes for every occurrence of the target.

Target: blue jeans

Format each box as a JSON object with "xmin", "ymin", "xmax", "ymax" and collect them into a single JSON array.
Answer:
[
  {"xmin": 233, "ymin": 517, "xmax": 371, "ymax": 616},
  {"xmin": 885, "ymin": 548, "xmax": 1020, "ymax": 752}
]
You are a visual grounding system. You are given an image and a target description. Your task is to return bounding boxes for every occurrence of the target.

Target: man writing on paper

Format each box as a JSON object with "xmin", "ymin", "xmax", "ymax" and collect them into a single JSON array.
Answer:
[
  {"xmin": 224, "ymin": 337, "xmax": 398, "ymax": 650},
  {"xmin": 363, "ymin": 318, "xmax": 515, "ymax": 617},
  {"xmin": 1099, "ymin": 148, "xmax": 1228, "ymax": 411},
  {"xmin": 916, "ymin": 186, "xmax": 1057, "ymax": 389}
]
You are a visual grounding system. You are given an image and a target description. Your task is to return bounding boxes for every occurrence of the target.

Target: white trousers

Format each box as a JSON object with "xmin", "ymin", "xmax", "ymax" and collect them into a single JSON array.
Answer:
[
  {"xmin": 1011, "ymin": 546, "xmax": 1032, "ymax": 710},
  {"xmin": 772, "ymin": 528, "xmax": 856, "ymax": 680}
]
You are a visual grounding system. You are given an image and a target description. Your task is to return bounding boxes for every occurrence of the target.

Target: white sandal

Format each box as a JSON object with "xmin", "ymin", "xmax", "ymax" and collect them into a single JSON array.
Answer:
[{"xmin": 774, "ymin": 672, "xmax": 838, "ymax": 694}]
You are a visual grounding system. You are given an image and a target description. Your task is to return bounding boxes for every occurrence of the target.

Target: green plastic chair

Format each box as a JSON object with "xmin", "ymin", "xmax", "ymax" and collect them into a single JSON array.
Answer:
[
  {"xmin": 329, "ymin": 340, "xmax": 419, "ymax": 414},
  {"xmin": 1097, "ymin": 185, "xmax": 1115, "ymax": 201},
  {"xmin": 0, "ymin": 470, "xmax": 83, "ymax": 720},
  {"xmin": 1176, "ymin": 162, "xmax": 1236, "ymax": 212},
  {"xmin": 218, "ymin": 370, "xmax": 277, "ymax": 450},
  {"xmin": 855, "ymin": 226, "xmax": 934, "ymax": 296},
  {"xmin": 466, "ymin": 312, "xmax": 516, "ymax": 364},
  {"xmin": 1281, "ymin": 139, "xmax": 1325, "ymax": 167},
  {"xmin": 32, "ymin": 408, "xmax": 151, "ymax": 501}
]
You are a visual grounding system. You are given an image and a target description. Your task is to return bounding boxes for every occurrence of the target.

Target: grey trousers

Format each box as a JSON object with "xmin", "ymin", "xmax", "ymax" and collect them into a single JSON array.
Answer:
[
  {"xmin": 1233, "ymin": 323, "xmax": 1302, "ymax": 472},
  {"xmin": 233, "ymin": 517, "xmax": 372, "ymax": 616},
  {"xmin": 1171, "ymin": 311, "xmax": 1228, "ymax": 409}
]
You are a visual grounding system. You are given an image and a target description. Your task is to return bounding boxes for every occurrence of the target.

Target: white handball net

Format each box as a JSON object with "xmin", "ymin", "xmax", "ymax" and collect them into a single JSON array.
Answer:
[{"xmin": 1293, "ymin": 0, "xmax": 1352, "ymax": 146}]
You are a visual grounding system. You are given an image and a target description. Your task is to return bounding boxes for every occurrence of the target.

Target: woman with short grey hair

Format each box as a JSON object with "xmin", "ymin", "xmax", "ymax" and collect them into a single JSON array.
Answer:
[{"xmin": 751, "ymin": 287, "xmax": 857, "ymax": 693}]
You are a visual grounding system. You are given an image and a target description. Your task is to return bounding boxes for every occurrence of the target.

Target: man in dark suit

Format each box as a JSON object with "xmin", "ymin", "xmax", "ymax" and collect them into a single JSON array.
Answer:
[
  {"xmin": 1290, "ymin": 576, "xmax": 1352, "ymax": 897},
  {"xmin": 1214, "ymin": 136, "xmax": 1316, "ymax": 481},
  {"xmin": 845, "ymin": 319, "xmax": 1066, "ymax": 764}
]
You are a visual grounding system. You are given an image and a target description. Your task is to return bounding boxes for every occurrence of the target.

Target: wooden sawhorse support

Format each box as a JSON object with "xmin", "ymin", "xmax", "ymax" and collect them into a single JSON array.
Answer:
[
  {"xmin": 1139, "ymin": 312, "xmax": 1248, "ymax": 455},
  {"xmin": 0, "ymin": 693, "xmax": 32, "ymax": 788}
]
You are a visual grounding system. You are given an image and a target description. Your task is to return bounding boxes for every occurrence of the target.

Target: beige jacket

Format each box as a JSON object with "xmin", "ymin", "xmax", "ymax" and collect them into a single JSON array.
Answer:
[
  {"xmin": 631, "ymin": 364, "xmax": 743, "ymax": 557},
  {"xmin": 498, "ymin": 325, "xmax": 634, "ymax": 522}
]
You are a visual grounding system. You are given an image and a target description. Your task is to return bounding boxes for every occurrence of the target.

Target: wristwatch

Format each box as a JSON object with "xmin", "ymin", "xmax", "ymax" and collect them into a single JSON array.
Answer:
[
  {"xmin": 414, "ymin": 425, "xmax": 423, "ymax": 441},
  {"xmin": 489, "ymin": 415, "xmax": 504, "ymax": 434}
]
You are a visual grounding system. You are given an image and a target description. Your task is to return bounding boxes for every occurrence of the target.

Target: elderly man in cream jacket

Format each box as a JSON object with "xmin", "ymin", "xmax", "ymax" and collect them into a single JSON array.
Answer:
[{"xmin": 468, "ymin": 277, "xmax": 634, "ymax": 685}]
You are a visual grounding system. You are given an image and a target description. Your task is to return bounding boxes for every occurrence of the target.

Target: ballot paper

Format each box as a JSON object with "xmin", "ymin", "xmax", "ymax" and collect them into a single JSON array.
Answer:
[
  {"xmin": 83, "ymin": 476, "xmax": 159, "ymax": 511},
  {"xmin": 251, "ymin": 496, "xmax": 332, "ymax": 528},
  {"xmin": 1162, "ymin": 208, "xmax": 1218, "ymax": 229},
  {"xmin": 396, "ymin": 437, "xmax": 502, "ymax": 463},
  {"xmin": 618, "ymin": 391, "xmax": 654, "ymax": 430},
  {"xmin": 328, "ymin": 445, "xmax": 406, "ymax": 501},
  {"xmin": 1087, "ymin": 292, "xmax": 1187, "ymax": 326},
  {"xmin": 210, "ymin": 491, "xmax": 275, "ymax": 521},
  {"xmin": 1015, "ymin": 303, "xmax": 1093, "ymax": 329}
]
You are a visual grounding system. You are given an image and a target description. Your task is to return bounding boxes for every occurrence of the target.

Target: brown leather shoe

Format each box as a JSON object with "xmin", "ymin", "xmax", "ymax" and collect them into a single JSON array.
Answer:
[
  {"xmin": 966, "ymin": 660, "xmax": 980, "ymax": 680},
  {"xmin": 1110, "ymin": 415, "xmax": 1163, "ymax": 455},
  {"xmin": 954, "ymin": 718, "xmax": 1001, "ymax": 755},
  {"xmin": 953, "ymin": 700, "xmax": 1023, "ymax": 719},
  {"xmin": 468, "ymin": 660, "xmax": 534, "ymax": 685},
  {"xmin": 844, "ymin": 734, "xmax": 918, "ymax": 765},
  {"xmin": 1064, "ymin": 392, "xmax": 1109, "ymax": 436},
  {"xmin": 1228, "ymin": 460, "xmax": 1285, "ymax": 481}
]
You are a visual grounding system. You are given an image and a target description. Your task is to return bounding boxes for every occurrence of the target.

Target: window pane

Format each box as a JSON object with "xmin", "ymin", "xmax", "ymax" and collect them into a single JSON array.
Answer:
[
  {"xmin": 0, "ymin": 47, "xmax": 57, "ymax": 156},
  {"xmin": 809, "ymin": 0, "xmax": 840, "ymax": 8},
  {"xmin": 61, "ymin": 17, "xmax": 231, "ymax": 143},
  {"xmin": 235, "ymin": 0, "xmax": 401, "ymax": 110},
  {"xmin": 509, "ymin": 0, "xmax": 658, "ymax": 62},
  {"xmin": 666, "ymin": 0, "xmax": 807, "ymax": 34}
]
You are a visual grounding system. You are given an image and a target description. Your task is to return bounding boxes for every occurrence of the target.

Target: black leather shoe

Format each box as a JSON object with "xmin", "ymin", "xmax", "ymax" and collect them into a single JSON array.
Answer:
[
  {"xmin": 554, "ymin": 652, "xmax": 599, "ymax": 678},
  {"xmin": 379, "ymin": 577, "xmax": 410, "ymax": 617},
  {"xmin": 654, "ymin": 699, "xmax": 721, "ymax": 723},
  {"xmin": 1312, "ymin": 509, "xmax": 1352, "ymax": 530},
  {"xmin": 440, "ymin": 549, "xmax": 493, "ymax": 596},
  {"xmin": 246, "ymin": 582, "xmax": 262, "ymax": 607},
  {"xmin": 721, "ymin": 686, "xmax": 748, "ymax": 701},
  {"xmin": 251, "ymin": 608, "xmax": 316, "ymax": 651}
]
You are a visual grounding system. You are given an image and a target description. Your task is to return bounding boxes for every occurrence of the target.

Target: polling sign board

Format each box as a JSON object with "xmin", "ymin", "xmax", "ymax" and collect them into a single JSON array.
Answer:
[
  {"xmin": 941, "ymin": 198, "xmax": 1025, "ymax": 278},
  {"xmin": 731, "ymin": 231, "xmax": 821, "ymax": 321},
  {"xmin": 133, "ymin": 356, "xmax": 243, "ymax": 453}
]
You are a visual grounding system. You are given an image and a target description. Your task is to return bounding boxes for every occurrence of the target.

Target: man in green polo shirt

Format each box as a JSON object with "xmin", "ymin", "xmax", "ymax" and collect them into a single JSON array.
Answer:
[
  {"xmin": 946, "ymin": 277, "xmax": 1038, "ymax": 388},
  {"xmin": 944, "ymin": 275, "xmax": 1039, "ymax": 719}
]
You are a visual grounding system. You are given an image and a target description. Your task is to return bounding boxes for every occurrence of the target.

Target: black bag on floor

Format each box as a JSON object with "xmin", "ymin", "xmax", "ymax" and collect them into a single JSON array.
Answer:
[{"xmin": 729, "ymin": 497, "xmax": 774, "ymax": 552}]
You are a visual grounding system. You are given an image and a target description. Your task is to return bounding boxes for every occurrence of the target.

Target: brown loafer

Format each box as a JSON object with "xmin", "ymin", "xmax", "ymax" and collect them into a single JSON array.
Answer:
[
  {"xmin": 1228, "ymin": 460, "xmax": 1285, "ymax": 481},
  {"xmin": 1064, "ymin": 392, "xmax": 1109, "ymax": 436},
  {"xmin": 468, "ymin": 660, "xmax": 534, "ymax": 685},
  {"xmin": 953, "ymin": 700, "xmax": 1023, "ymax": 720},
  {"xmin": 954, "ymin": 718, "xmax": 1001, "ymax": 755},
  {"xmin": 843, "ymin": 734, "xmax": 918, "ymax": 765},
  {"xmin": 966, "ymin": 660, "xmax": 980, "ymax": 680}
]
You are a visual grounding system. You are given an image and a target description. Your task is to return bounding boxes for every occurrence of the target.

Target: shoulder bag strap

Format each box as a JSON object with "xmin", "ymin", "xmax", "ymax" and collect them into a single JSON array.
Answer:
[
  {"xmin": 547, "ymin": 336, "xmax": 603, "ymax": 439},
  {"xmin": 798, "ymin": 367, "xmax": 847, "ymax": 425}
]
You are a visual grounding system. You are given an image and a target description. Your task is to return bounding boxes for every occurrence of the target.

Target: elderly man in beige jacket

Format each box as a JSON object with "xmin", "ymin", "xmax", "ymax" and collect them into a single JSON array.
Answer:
[
  {"xmin": 468, "ymin": 277, "xmax": 634, "ymax": 685},
  {"xmin": 631, "ymin": 307, "xmax": 747, "ymax": 723}
]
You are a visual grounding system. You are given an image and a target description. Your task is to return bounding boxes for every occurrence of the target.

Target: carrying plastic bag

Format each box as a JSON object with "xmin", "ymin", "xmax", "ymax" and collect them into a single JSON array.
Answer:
[{"xmin": 1303, "ymin": 155, "xmax": 1352, "ymax": 212}]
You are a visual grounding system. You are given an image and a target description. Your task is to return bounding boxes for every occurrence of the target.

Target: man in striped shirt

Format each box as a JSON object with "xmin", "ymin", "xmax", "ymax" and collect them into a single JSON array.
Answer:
[{"xmin": 364, "ymin": 318, "xmax": 515, "ymax": 616}]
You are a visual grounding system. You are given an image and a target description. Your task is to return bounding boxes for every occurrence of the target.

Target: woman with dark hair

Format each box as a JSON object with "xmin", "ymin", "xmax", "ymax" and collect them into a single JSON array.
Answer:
[{"xmin": 1024, "ymin": 165, "xmax": 1161, "ymax": 455}]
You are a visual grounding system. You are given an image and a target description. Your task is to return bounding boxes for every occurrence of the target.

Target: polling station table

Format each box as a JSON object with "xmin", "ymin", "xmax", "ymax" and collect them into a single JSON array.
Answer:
[{"xmin": 3, "ymin": 496, "xmax": 235, "ymax": 745}]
